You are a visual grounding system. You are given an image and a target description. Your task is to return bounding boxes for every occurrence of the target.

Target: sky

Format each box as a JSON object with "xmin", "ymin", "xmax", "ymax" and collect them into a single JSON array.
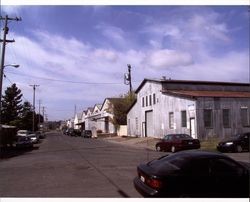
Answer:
[{"xmin": 0, "ymin": 4, "xmax": 249, "ymax": 121}]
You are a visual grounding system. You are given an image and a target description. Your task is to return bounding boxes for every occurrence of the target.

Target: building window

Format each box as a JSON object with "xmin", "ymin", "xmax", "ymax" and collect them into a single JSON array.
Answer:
[
  {"xmin": 146, "ymin": 96, "xmax": 148, "ymax": 106},
  {"xmin": 204, "ymin": 109, "xmax": 213, "ymax": 128},
  {"xmin": 222, "ymin": 109, "xmax": 230, "ymax": 128},
  {"xmin": 135, "ymin": 117, "xmax": 138, "ymax": 130},
  {"xmin": 241, "ymin": 107, "xmax": 249, "ymax": 127},
  {"xmin": 149, "ymin": 95, "xmax": 152, "ymax": 106},
  {"xmin": 142, "ymin": 97, "xmax": 144, "ymax": 107},
  {"xmin": 169, "ymin": 112, "xmax": 174, "ymax": 129},
  {"xmin": 181, "ymin": 110, "xmax": 187, "ymax": 127},
  {"xmin": 153, "ymin": 94, "xmax": 156, "ymax": 105}
]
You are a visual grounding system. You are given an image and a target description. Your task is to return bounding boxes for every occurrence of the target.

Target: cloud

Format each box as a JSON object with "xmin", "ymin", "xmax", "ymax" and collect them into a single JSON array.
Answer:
[
  {"xmin": 1, "ymin": 5, "xmax": 22, "ymax": 15},
  {"xmin": 144, "ymin": 49, "xmax": 193, "ymax": 69},
  {"xmin": 93, "ymin": 49, "xmax": 118, "ymax": 62},
  {"xmin": 95, "ymin": 24, "xmax": 128, "ymax": 49},
  {"xmin": 2, "ymin": 6, "xmax": 248, "ymax": 120}
]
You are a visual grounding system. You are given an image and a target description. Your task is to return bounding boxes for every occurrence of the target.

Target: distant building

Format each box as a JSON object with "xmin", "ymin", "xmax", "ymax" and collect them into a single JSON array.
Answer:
[{"xmin": 127, "ymin": 78, "xmax": 250, "ymax": 140}]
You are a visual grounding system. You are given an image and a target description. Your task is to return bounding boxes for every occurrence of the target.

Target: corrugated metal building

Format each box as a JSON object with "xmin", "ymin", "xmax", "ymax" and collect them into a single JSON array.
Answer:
[{"xmin": 127, "ymin": 78, "xmax": 250, "ymax": 140}]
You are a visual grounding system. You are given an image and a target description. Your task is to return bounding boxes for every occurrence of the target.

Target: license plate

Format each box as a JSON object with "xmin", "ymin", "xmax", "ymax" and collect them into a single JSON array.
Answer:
[
  {"xmin": 188, "ymin": 142, "xmax": 193, "ymax": 145},
  {"xmin": 140, "ymin": 175, "xmax": 145, "ymax": 182}
]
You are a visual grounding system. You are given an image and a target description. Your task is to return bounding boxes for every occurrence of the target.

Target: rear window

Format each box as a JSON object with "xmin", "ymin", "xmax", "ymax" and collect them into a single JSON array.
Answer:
[{"xmin": 148, "ymin": 154, "xmax": 189, "ymax": 173}]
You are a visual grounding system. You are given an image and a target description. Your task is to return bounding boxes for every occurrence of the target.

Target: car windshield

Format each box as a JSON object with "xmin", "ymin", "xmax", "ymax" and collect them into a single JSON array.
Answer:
[{"xmin": 18, "ymin": 131, "xmax": 27, "ymax": 134}]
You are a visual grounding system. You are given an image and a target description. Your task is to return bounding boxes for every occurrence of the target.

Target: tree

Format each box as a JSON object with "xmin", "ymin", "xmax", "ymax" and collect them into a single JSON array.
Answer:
[
  {"xmin": 1, "ymin": 83, "xmax": 23, "ymax": 125},
  {"xmin": 19, "ymin": 101, "xmax": 33, "ymax": 130},
  {"xmin": 108, "ymin": 91, "xmax": 136, "ymax": 128}
]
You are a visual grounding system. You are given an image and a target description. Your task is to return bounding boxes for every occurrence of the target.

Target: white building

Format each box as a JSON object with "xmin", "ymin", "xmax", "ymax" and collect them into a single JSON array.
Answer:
[{"xmin": 127, "ymin": 78, "xmax": 250, "ymax": 140}]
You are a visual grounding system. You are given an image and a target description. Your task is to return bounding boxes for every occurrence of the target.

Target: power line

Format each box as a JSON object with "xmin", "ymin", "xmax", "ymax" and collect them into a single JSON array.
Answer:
[
  {"xmin": 3, "ymin": 74, "xmax": 30, "ymax": 103},
  {"xmin": 5, "ymin": 70, "xmax": 132, "ymax": 85}
]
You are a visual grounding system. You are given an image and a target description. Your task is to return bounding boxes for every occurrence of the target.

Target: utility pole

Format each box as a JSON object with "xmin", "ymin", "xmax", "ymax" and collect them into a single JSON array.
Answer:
[
  {"xmin": 38, "ymin": 99, "xmax": 41, "ymax": 129},
  {"xmin": 124, "ymin": 64, "xmax": 133, "ymax": 95},
  {"xmin": 0, "ymin": 15, "xmax": 21, "ymax": 130},
  {"xmin": 30, "ymin": 84, "xmax": 39, "ymax": 132}
]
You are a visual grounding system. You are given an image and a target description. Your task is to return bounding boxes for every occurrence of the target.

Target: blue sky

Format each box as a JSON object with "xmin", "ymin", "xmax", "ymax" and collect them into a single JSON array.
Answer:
[{"xmin": 1, "ymin": 5, "xmax": 249, "ymax": 121}]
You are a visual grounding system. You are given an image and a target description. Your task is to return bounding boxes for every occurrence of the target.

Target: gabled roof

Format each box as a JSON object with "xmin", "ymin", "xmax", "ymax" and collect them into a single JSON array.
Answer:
[
  {"xmin": 135, "ymin": 78, "xmax": 250, "ymax": 94},
  {"xmin": 162, "ymin": 90, "xmax": 250, "ymax": 99},
  {"xmin": 100, "ymin": 97, "xmax": 124, "ymax": 111},
  {"xmin": 86, "ymin": 107, "xmax": 94, "ymax": 115}
]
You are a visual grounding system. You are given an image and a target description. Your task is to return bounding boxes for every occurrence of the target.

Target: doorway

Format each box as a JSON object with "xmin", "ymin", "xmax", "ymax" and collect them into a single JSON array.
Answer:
[{"xmin": 190, "ymin": 118, "xmax": 197, "ymax": 138}]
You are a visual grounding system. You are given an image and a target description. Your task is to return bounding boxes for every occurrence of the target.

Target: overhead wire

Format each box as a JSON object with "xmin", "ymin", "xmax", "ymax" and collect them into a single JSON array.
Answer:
[
  {"xmin": 3, "ymin": 73, "xmax": 29, "ymax": 102},
  {"xmin": 5, "ymin": 70, "xmax": 132, "ymax": 85}
]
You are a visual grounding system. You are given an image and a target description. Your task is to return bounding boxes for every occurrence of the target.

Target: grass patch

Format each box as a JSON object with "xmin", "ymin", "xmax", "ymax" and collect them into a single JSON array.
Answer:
[{"xmin": 200, "ymin": 138, "xmax": 219, "ymax": 152}]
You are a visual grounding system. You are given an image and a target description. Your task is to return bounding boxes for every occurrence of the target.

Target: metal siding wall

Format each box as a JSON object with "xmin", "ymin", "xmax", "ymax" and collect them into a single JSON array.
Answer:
[{"xmin": 196, "ymin": 97, "xmax": 250, "ymax": 140}]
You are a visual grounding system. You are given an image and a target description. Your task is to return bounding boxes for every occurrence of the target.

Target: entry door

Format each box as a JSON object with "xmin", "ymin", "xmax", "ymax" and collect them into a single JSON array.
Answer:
[
  {"xmin": 190, "ymin": 118, "xmax": 197, "ymax": 138},
  {"xmin": 105, "ymin": 117, "xmax": 109, "ymax": 133},
  {"xmin": 145, "ymin": 111, "xmax": 153, "ymax": 137},
  {"xmin": 142, "ymin": 122, "xmax": 146, "ymax": 137}
]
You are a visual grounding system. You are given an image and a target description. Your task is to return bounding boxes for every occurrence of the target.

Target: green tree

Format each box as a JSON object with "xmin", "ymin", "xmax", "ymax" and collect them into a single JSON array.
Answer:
[
  {"xmin": 19, "ymin": 101, "xmax": 33, "ymax": 130},
  {"xmin": 1, "ymin": 83, "xmax": 23, "ymax": 125},
  {"xmin": 108, "ymin": 91, "xmax": 136, "ymax": 128}
]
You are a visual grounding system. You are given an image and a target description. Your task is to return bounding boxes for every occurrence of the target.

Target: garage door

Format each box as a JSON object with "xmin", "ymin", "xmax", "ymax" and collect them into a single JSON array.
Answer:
[{"xmin": 145, "ymin": 110, "xmax": 153, "ymax": 137}]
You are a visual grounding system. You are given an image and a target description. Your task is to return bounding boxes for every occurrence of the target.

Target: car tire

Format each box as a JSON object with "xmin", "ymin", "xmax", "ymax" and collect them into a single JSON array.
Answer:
[
  {"xmin": 171, "ymin": 146, "xmax": 176, "ymax": 153},
  {"xmin": 236, "ymin": 145, "xmax": 243, "ymax": 153},
  {"xmin": 156, "ymin": 145, "xmax": 161, "ymax": 152}
]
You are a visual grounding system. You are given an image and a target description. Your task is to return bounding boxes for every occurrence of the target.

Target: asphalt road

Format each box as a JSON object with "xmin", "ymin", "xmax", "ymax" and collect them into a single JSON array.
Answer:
[
  {"xmin": 0, "ymin": 131, "xmax": 162, "ymax": 197},
  {"xmin": 0, "ymin": 131, "xmax": 249, "ymax": 198}
]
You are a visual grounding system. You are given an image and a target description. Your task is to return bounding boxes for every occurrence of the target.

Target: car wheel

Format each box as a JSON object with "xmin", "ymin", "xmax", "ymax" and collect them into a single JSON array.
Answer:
[
  {"xmin": 171, "ymin": 146, "xmax": 176, "ymax": 153},
  {"xmin": 156, "ymin": 145, "xmax": 161, "ymax": 152},
  {"xmin": 236, "ymin": 145, "xmax": 243, "ymax": 153}
]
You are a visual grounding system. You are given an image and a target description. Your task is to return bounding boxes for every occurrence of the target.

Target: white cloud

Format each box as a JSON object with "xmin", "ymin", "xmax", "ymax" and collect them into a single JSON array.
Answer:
[
  {"xmin": 1, "ymin": 5, "xmax": 22, "ymax": 15},
  {"xmin": 144, "ymin": 49, "xmax": 193, "ymax": 69},
  {"xmin": 93, "ymin": 49, "xmax": 118, "ymax": 62},
  {"xmin": 2, "ymin": 6, "xmax": 248, "ymax": 121}
]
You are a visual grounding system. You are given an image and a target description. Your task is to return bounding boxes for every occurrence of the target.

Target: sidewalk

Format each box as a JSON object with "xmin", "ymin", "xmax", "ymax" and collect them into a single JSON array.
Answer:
[{"xmin": 102, "ymin": 136, "xmax": 160, "ymax": 150}]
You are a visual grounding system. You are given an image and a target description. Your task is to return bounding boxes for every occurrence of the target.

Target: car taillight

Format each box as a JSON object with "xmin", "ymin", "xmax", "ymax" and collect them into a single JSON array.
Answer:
[{"xmin": 146, "ymin": 178, "xmax": 162, "ymax": 189}]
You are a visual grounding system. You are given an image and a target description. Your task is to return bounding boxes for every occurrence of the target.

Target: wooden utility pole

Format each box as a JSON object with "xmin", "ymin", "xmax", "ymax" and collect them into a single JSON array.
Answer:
[
  {"xmin": 30, "ymin": 84, "xmax": 39, "ymax": 132},
  {"xmin": 124, "ymin": 64, "xmax": 132, "ymax": 94},
  {"xmin": 0, "ymin": 15, "xmax": 21, "ymax": 130}
]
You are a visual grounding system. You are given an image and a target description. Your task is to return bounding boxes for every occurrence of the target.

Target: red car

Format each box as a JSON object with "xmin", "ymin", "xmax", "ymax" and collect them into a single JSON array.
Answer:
[{"xmin": 155, "ymin": 134, "xmax": 200, "ymax": 152}]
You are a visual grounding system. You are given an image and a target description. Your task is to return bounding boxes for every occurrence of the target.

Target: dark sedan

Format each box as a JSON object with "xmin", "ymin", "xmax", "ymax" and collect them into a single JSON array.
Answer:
[
  {"xmin": 134, "ymin": 150, "xmax": 249, "ymax": 198},
  {"xmin": 81, "ymin": 130, "xmax": 92, "ymax": 138},
  {"xmin": 155, "ymin": 134, "xmax": 200, "ymax": 153},
  {"xmin": 217, "ymin": 132, "xmax": 250, "ymax": 153},
  {"xmin": 15, "ymin": 135, "xmax": 33, "ymax": 148}
]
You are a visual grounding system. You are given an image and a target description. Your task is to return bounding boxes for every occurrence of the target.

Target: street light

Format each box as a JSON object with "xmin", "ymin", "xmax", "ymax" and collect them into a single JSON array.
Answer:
[
  {"xmin": 4, "ymin": 64, "xmax": 19, "ymax": 68},
  {"xmin": 0, "ymin": 63, "xmax": 20, "ymax": 127}
]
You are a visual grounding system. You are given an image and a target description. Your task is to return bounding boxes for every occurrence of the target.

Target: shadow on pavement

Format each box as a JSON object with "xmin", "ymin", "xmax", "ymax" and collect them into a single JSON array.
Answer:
[{"xmin": 0, "ymin": 146, "xmax": 39, "ymax": 159}]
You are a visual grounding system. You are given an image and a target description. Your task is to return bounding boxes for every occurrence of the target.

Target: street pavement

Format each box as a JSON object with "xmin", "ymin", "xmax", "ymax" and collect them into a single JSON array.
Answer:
[
  {"xmin": 0, "ymin": 131, "xmax": 249, "ymax": 198},
  {"xmin": 0, "ymin": 131, "xmax": 162, "ymax": 197}
]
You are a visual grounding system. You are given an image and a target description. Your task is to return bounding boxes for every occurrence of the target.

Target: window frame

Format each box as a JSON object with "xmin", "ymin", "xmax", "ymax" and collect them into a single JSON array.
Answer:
[
  {"xmin": 169, "ymin": 112, "xmax": 174, "ymax": 129},
  {"xmin": 240, "ymin": 107, "xmax": 250, "ymax": 127},
  {"xmin": 181, "ymin": 110, "xmax": 187, "ymax": 127},
  {"xmin": 222, "ymin": 108, "xmax": 231, "ymax": 128},
  {"xmin": 204, "ymin": 109, "xmax": 213, "ymax": 128}
]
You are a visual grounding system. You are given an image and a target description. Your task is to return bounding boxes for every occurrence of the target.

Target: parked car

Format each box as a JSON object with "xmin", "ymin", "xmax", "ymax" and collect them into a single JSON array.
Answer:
[
  {"xmin": 134, "ymin": 150, "xmax": 249, "ymax": 198},
  {"xmin": 66, "ymin": 128, "xmax": 74, "ymax": 136},
  {"xmin": 15, "ymin": 135, "xmax": 33, "ymax": 148},
  {"xmin": 17, "ymin": 130, "xmax": 29, "ymax": 137},
  {"xmin": 81, "ymin": 130, "xmax": 92, "ymax": 138},
  {"xmin": 155, "ymin": 134, "xmax": 200, "ymax": 153},
  {"xmin": 74, "ymin": 129, "xmax": 81, "ymax": 136},
  {"xmin": 217, "ymin": 132, "xmax": 250, "ymax": 153},
  {"xmin": 27, "ymin": 133, "xmax": 39, "ymax": 144},
  {"xmin": 36, "ymin": 131, "xmax": 46, "ymax": 139}
]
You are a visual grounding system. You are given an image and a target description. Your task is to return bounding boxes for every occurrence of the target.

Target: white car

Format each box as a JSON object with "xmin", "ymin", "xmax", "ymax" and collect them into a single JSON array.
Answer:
[
  {"xmin": 17, "ymin": 130, "xmax": 29, "ymax": 136},
  {"xmin": 27, "ymin": 133, "xmax": 39, "ymax": 144}
]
